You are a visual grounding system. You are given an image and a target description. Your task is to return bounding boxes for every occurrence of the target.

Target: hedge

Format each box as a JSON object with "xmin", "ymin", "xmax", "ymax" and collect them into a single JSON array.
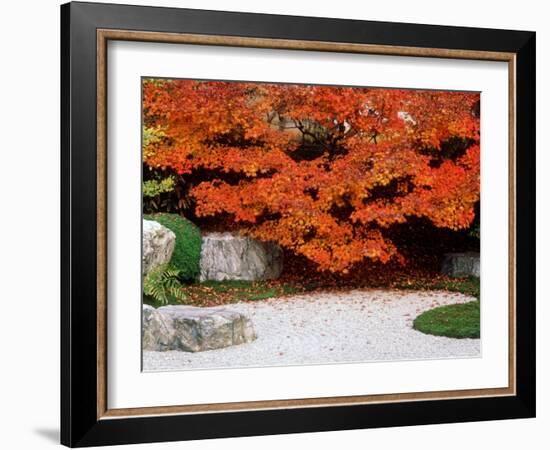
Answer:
[{"xmin": 144, "ymin": 213, "xmax": 202, "ymax": 282}]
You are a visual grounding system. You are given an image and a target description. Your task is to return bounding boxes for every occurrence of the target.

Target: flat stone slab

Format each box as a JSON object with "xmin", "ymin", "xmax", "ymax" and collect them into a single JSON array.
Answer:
[
  {"xmin": 441, "ymin": 252, "xmax": 480, "ymax": 278},
  {"xmin": 199, "ymin": 232, "xmax": 283, "ymax": 281},
  {"xmin": 142, "ymin": 304, "xmax": 256, "ymax": 352}
]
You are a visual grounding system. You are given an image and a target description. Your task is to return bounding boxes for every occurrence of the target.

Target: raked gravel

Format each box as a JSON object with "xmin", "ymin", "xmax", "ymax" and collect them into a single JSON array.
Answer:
[{"xmin": 143, "ymin": 289, "xmax": 480, "ymax": 372}]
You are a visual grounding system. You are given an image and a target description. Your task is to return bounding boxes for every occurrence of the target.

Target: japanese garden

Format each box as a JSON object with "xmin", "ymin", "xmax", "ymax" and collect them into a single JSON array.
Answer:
[{"xmin": 140, "ymin": 78, "xmax": 481, "ymax": 371}]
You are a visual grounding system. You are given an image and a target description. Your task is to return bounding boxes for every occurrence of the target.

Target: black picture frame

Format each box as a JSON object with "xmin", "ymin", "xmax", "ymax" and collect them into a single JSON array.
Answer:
[{"xmin": 61, "ymin": 1, "xmax": 536, "ymax": 447}]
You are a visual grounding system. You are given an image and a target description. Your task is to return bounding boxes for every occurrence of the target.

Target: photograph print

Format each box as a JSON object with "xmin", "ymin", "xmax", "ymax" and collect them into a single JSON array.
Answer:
[{"xmin": 141, "ymin": 78, "xmax": 481, "ymax": 372}]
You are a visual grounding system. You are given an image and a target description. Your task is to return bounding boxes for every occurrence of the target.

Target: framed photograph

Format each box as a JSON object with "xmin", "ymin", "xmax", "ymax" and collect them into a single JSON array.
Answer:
[{"xmin": 61, "ymin": 1, "xmax": 535, "ymax": 447}]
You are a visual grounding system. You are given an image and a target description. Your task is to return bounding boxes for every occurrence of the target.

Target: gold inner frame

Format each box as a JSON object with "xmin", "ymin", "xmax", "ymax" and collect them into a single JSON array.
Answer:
[{"xmin": 96, "ymin": 29, "xmax": 517, "ymax": 420}]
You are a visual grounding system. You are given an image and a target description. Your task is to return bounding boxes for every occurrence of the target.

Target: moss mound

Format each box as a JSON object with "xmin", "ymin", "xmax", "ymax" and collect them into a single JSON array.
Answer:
[
  {"xmin": 413, "ymin": 300, "xmax": 480, "ymax": 339},
  {"xmin": 144, "ymin": 213, "xmax": 202, "ymax": 282}
]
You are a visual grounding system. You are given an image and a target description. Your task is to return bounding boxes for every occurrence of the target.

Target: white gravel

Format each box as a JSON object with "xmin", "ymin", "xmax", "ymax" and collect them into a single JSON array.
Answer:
[{"xmin": 143, "ymin": 289, "xmax": 480, "ymax": 372}]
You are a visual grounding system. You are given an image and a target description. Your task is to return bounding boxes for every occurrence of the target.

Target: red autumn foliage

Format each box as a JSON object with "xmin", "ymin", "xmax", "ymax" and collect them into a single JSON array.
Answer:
[{"xmin": 143, "ymin": 79, "xmax": 480, "ymax": 272}]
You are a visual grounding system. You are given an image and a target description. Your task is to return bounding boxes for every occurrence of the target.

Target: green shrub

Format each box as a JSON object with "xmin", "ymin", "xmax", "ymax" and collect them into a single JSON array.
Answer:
[
  {"xmin": 144, "ymin": 213, "xmax": 202, "ymax": 281},
  {"xmin": 142, "ymin": 172, "xmax": 180, "ymax": 214},
  {"xmin": 142, "ymin": 176, "xmax": 175, "ymax": 199}
]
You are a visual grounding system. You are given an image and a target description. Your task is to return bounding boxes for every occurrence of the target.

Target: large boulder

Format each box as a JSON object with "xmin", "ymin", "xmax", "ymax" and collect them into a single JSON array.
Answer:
[
  {"xmin": 142, "ymin": 304, "xmax": 175, "ymax": 351},
  {"xmin": 441, "ymin": 252, "xmax": 480, "ymax": 278},
  {"xmin": 142, "ymin": 220, "xmax": 176, "ymax": 276},
  {"xmin": 142, "ymin": 304, "xmax": 257, "ymax": 352},
  {"xmin": 199, "ymin": 232, "xmax": 283, "ymax": 281}
]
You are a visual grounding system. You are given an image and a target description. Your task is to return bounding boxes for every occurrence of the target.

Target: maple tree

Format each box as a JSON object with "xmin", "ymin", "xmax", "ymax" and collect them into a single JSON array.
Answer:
[{"xmin": 143, "ymin": 79, "xmax": 480, "ymax": 272}]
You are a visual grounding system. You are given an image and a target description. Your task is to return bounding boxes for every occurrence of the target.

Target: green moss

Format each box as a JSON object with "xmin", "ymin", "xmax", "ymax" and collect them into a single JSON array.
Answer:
[
  {"xmin": 409, "ymin": 276, "xmax": 480, "ymax": 338},
  {"xmin": 395, "ymin": 276, "xmax": 480, "ymax": 300},
  {"xmin": 193, "ymin": 280, "xmax": 302, "ymax": 303},
  {"xmin": 144, "ymin": 213, "xmax": 202, "ymax": 282},
  {"xmin": 151, "ymin": 280, "xmax": 303, "ymax": 306},
  {"xmin": 413, "ymin": 300, "xmax": 480, "ymax": 339}
]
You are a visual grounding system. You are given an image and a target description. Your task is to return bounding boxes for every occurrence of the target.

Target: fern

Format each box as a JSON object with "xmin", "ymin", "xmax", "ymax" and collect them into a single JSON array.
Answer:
[{"xmin": 143, "ymin": 265, "xmax": 187, "ymax": 305}]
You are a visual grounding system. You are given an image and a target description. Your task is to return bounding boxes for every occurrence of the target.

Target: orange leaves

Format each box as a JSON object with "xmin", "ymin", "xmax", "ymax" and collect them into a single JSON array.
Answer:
[{"xmin": 143, "ymin": 78, "xmax": 480, "ymax": 273}]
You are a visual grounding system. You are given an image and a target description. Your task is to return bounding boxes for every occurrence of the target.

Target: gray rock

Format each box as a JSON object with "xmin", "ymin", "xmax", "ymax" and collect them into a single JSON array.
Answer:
[
  {"xmin": 142, "ymin": 220, "xmax": 176, "ymax": 276},
  {"xmin": 441, "ymin": 252, "xmax": 480, "ymax": 278},
  {"xmin": 142, "ymin": 304, "xmax": 256, "ymax": 352},
  {"xmin": 142, "ymin": 304, "xmax": 176, "ymax": 351},
  {"xmin": 199, "ymin": 232, "xmax": 283, "ymax": 281}
]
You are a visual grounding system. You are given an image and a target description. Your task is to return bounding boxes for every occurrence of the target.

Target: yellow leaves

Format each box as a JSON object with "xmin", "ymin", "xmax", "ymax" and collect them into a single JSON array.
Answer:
[{"xmin": 243, "ymin": 164, "xmax": 259, "ymax": 177}]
